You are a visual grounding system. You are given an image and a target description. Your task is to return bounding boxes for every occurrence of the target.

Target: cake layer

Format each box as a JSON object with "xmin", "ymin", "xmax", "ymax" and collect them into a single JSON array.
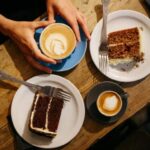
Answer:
[
  {"xmin": 108, "ymin": 27, "xmax": 140, "ymax": 45},
  {"xmin": 108, "ymin": 41, "xmax": 142, "ymax": 59},
  {"xmin": 29, "ymin": 92, "xmax": 64, "ymax": 137},
  {"xmin": 48, "ymin": 97, "xmax": 64, "ymax": 132},
  {"xmin": 31, "ymin": 94, "xmax": 50, "ymax": 129}
]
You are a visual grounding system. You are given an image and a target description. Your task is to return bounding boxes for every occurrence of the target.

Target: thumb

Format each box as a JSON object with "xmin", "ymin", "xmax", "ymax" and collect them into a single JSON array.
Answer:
[{"xmin": 47, "ymin": 6, "xmax": 55, "ymax": 22}]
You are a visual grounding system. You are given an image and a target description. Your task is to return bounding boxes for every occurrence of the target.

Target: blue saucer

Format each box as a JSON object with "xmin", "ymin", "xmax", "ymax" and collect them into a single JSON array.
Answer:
[{"xmin": 34, "ymin": 15, "xmax": 87, "ymax": 72}]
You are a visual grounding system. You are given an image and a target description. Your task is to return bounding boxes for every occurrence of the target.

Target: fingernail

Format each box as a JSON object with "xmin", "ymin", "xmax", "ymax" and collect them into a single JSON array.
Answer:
[
  {"xmin": 49, "ymin": 19, "xmax": 55, "ymax": 23},
  {"xmin": 78, "ymin": 37, "xmax": 81, "ymax": 42},
  {"xmin": 52, "ymin": 61, "xmax": 57, "ymax": 64},
  {"xmin": 47, "ymin": 69, "xmax": 52, "ymax": 74},
  {"xmin": 88, "ymin": 36, "xmax": 91, "ymax": 40},
  {"xmin": 57, "ymin": 60, "xmax": 62, "ymax": 63}
]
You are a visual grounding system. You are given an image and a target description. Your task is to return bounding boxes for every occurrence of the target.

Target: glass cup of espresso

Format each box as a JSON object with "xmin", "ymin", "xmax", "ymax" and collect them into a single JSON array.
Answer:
[
  {"xmin": 96, "ymin": 90, "xmax": 123, "ymax": 117},
  {"xmin": 39, "ymin": 23, "xmax": 76, "ymax": 60}
]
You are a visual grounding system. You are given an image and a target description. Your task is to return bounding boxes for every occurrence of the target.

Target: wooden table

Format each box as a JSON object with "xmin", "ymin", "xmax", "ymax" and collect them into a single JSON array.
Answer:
[{"xmin": 0, "ymin": 0, "xmax": 150, "ymax": 149}]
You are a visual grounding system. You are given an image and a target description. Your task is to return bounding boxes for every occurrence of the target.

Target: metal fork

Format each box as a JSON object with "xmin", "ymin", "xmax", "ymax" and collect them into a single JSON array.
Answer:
[
  {"xmin": 0, "ymin": 71, "xmax": 71, "ymax": 101},
  {"xmin": 99, "ymin": 0, "xmax": 110, "ymax": 74}
]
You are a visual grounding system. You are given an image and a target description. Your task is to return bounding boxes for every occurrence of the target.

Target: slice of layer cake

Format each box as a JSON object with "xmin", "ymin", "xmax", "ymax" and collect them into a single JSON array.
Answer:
[
  {"xmin": 108, "ymin": 27, "xmax": 144, "ymax": 65},
  {"xmin": 29, "ymin": 92, "xmax": 64, "ymax": 137}
]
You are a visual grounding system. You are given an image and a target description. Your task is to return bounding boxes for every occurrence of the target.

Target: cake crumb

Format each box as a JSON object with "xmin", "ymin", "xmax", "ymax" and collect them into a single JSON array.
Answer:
[{"xmin": 139, "ymin": 27, "xmax": 143, "ymax": 31}]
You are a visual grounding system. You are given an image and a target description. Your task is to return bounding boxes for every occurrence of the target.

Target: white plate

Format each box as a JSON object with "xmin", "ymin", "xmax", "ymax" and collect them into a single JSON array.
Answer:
[
  {"xmin": 11, "ymin": 74, "xmax": 85, "ymax": 149},
  {"xmin": 90, "ymin": 10, "xmax": 150, "ymax": 82}
]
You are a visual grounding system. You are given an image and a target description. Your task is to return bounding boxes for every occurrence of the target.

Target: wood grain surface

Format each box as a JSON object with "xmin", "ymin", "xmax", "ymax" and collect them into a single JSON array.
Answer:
[{"xmin": 0, "ymin": 0, "xmax": 150, "ymax": 149}]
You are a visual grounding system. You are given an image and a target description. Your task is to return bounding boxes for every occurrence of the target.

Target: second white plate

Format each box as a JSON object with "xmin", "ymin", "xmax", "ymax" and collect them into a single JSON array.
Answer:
[
  {"xmin": 11, "ymin": 74, "xmax": 85, "ymax": 149},
  {"xmin": 90, "ymin": 10, "xmax": 150, "ymax": 82}
]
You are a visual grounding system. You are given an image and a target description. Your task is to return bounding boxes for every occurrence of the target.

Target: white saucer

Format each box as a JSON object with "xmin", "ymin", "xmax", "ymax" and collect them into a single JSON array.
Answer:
[
  {"xmin": 90, "ymin": 10, "xmax": 150, "ymax": 82},
  {"xmin": 11, "ymin": 74, "xmax": 85, "ymax": 149}
]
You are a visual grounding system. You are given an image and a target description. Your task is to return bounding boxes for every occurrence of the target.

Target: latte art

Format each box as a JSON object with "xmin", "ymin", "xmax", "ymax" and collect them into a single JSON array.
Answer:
[
  {"xmin": 45, "ymin": 33, "xmax": 67, "ymax": 56},
  {"xmin": 96, "ymin": 91, "xmax": 122, "ymax": 117},
  {"xmin": 40, "ymin": 23, "xmax": 76, "ymax": 60},
  {"xmin": 102, "ymin": 95, "xmax": 118, "ymax": 111}
]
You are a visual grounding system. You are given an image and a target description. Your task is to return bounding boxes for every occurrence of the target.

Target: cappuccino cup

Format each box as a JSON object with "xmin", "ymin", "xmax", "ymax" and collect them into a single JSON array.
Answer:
[
  {"xmin": 96, "ymin": 91, "xmax": 122, "ymax": 117},
  {"xmin": 40, "ymin": 23, "xmax": 76, "ymax": 60}
]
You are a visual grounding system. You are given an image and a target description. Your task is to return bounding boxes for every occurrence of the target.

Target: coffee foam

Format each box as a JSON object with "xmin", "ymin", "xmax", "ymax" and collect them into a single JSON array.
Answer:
[
  {"xmin": 40, "ymin": 23, "xmax": 76, "ymax": 60},
  {"xmin": 102, "ymin": 95, "xmax": 118, "ymax": 111},
  {"xmin": 45, "ymin": 33, "xmax": 67, "ymax": 56}
]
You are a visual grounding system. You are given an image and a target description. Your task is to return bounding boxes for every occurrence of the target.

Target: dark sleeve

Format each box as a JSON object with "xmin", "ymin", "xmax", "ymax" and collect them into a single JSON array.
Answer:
[{"xmin": 0, "ymin": 0, "xmax": 46, "ymax": 44}]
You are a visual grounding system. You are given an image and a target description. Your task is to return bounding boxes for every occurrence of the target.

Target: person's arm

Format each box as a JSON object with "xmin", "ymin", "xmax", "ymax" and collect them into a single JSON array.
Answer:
[
  {"xmin": 0, "ymin": 14, "xmax": 14, "ymax": 37},
  {"xmin": 0, "ymin": 14, "xmax": 56, "ymax": 73}
]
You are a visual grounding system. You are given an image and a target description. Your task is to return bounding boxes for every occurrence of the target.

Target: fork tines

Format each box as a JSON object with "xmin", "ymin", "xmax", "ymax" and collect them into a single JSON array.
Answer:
[
  {"xmin": 99, "ymin": 42, "xmax": 109, "ymax": 74},
  {"xmin": 99, "ymin": 51, "xmax": 109, "ymax": 74},
  {"xmin": 57, "ymin": 89, "xmax": 71, "ymax": 102},
  {"xmin": 40, "ymin": 86, "xmax": 71, "ymax": 102}
]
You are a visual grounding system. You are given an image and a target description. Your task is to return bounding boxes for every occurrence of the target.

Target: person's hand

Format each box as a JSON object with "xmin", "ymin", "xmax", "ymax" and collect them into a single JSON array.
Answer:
[
  {"xmin": 6, "ymin": 20, "xmax": 57, "ymax": 73},
  {"xmin": 46, "ymin": 0, "xmax": 91, "ymax": 41}
]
